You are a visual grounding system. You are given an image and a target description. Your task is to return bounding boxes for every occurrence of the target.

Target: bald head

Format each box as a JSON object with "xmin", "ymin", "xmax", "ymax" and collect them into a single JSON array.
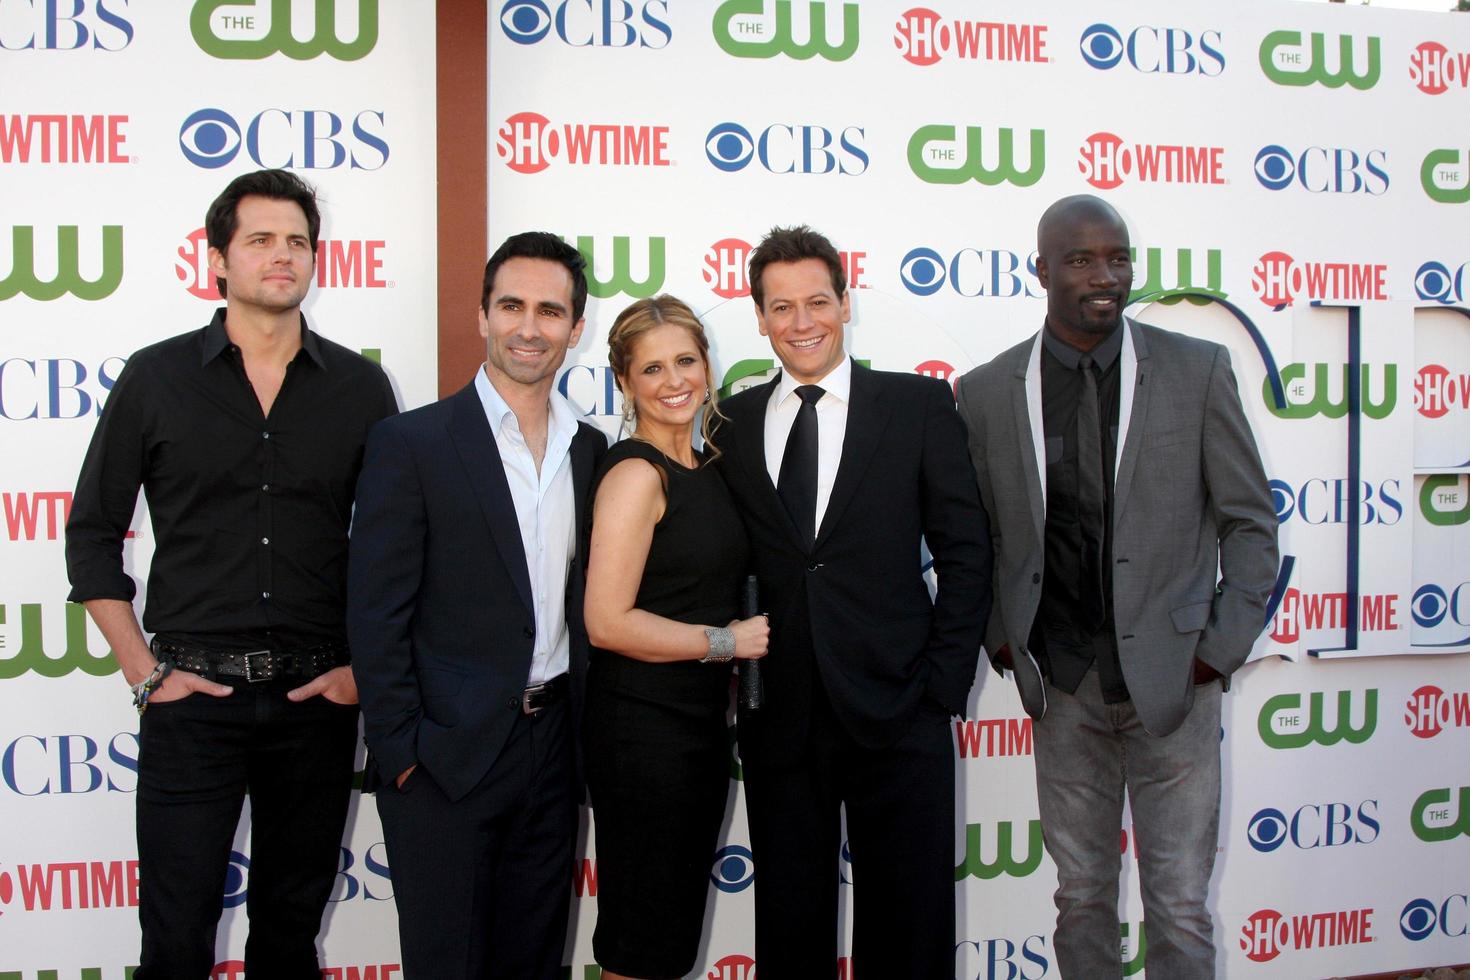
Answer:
[
  {"xmin": 1035, "ymin": 194, "xmax": 1133, "ymax": 352},
  {"xmin": 1037, "ymin": 195, "xmax": 1128, "ymax": 257}
]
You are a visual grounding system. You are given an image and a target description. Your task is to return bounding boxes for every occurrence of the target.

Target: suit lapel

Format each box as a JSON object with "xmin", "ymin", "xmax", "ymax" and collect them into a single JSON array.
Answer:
[
  {"xmin": 571, "ymin": 424, "xmax": 595, "ymax": 562},
  {"xmin": 1112, "ymin": 319, "xmax": 1150, "ymax": 523},
  {"xmin": 816, "ymin": 363, "xmax": 890, "ymax": 549},
  {"xmin": 1018, "ymin": 333, "xmax": 1047, "ymax": 547},
  {"xmin": 447, "ymin": 384, "xmax": 534, "ymax": 614},
  {"xmin": 731, "ymin": 376, "xmax": 801, "ymax": 542}
]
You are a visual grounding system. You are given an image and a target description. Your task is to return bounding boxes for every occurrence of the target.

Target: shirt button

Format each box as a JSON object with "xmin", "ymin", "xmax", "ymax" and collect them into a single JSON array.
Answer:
[
  {"xmin": 262, "ymin": 432, "xmax": 271, "ymax": 440},
  {"xmin": 1032, "ymin": 573, "xmax": 1041, "ymax": 584},
  {"xmin": 261, "ymin": 484, "xmax": 271, "ymax": 493},
  {"xmin": 261, "ymin": 537, "xmax": 270, "ymax": 545},
  {"xmin": 523, "ymin": 626, "xmax": 534, "ymax": 639},
  {"xmin": 506, "ymin": 697, "xmax": 521, "ymax": 709},
  {"xmin": 262, "ymin": 591, "xmax": 271, "ymax": 599},
  {"xmin": 807, "ymin": 561, "xmax": 819, "ymax": 571}
]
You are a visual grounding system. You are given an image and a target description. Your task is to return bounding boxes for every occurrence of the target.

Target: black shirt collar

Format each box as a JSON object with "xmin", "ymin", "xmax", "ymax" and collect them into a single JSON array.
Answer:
[
  {"xmin": 201, "ymin": 308, "xmax": 325, "ymax": 369},
  {"xmin": 1041, "ymin": 318, "xmax": 1125, "ymax": 371}
]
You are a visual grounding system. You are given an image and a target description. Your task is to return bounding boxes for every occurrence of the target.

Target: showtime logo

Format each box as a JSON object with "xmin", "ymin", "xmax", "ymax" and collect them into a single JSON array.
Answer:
[
  {"xmin": 0, "ymin": 859, "xmax": 140, "ymax": 913},
  {"xmin": 174, "ymin": 228, "xmax": 389, "ymax": 299},
  {"xmin": 1269, "ymin": 588, "xmax": 1400, "ymax": 643},
  {"xmin": 573, "ymin": 857, "xmax": 597, "ymax": 897},
  {"xmin": 4, "ymin": 490, "xmax": 136, "ymax": 542},
  {"xmin": 213, "ymin": 963, "xmax": 401, "ymax": 980},
  {"xmin": 496, "ymin": 112, "xmax": 669, "ymax": 174},
  {"xmin": 1405, "ymin": 685, "xmax": 1470, "ymax": 739},
  {"xmin": 1250, "ymin": 251, "xmax": 1388, "ymax": 310},
  {"xmin": 892, "ymin": 10, "xmax": 1047, "ymax": 67},
  {"xmin": 705, "ymin": 954, "xmax": 756, "ymax": 979},
  {"xmin": 1077, "ymin": 132, "xmax": 1224, "ymax": 190},
  {"xmin": 1410, "ymin": 41, "xmax": 1470, "ymax": 95},
  {"xmin": 1238, "ymin": 907, "xmax": 1375, "ymax": 963},
  {"xmin": 955, "ymin": 717, "xmax": 1034, "ymax": 758},
  {"xmin": 1415, "ymin": 365, "xmax": 1470, "ymax": 419},
  {"xmin": 701, "ymin": 237, "xmax": 868, "ymax": 298},
  {"xmin": 0, "ymin": 114, "xmax": 129, "ymax": 163},
  {"xmin": 915, "ymin": 360, "xmax": 957, "ymax": 394}
]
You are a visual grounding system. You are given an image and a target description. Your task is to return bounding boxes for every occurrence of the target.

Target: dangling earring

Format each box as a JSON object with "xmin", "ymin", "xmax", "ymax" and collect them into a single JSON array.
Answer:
[{"xmin": 703, "ymin": 387, "xmax": 711, "ymax": 404}]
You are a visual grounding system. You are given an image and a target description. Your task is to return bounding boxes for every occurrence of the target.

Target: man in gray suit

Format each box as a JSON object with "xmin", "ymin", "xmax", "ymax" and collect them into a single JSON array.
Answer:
[{"xmin": 955, "ymin": 195, "xmax": 1277, "ymax": 978}]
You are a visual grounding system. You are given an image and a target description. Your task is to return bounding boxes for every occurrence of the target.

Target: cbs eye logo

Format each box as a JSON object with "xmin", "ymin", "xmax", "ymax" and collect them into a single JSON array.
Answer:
[
  {"xmin": 179, "ymin": 109, "xmax": 241, "ymax": 169},
  {"xmin": 710, "ymin": 844, "xmax": 754, "ymax": 893},
  {"xmin": 500, "ymin": 0, "xmax": 553, "ymax": 43},
  {"xmin": 223, "ymin": 850, "xmax": 251, "ymax": 908}
]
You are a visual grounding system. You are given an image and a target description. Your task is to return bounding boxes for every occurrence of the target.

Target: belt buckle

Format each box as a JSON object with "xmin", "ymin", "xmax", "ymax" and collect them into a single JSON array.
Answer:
[
  {"xmin": 521, "ymin": 681, "xmax": 548, "ymax": 716},
  {"xmin": 243, "ymin": 650, "xmax": 274, "ymax": 683}
]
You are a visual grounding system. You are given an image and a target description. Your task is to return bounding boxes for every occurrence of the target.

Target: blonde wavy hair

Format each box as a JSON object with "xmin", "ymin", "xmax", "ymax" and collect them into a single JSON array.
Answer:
[{"xmin": 607, "ymin": 294, "xmax": 726, "ymax": 459}]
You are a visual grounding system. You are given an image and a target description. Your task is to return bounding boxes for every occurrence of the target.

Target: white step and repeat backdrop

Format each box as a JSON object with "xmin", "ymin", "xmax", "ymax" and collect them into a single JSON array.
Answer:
[{"xmin": 4, "ymin": 1, "xmax": 1470, "ymax": 978}]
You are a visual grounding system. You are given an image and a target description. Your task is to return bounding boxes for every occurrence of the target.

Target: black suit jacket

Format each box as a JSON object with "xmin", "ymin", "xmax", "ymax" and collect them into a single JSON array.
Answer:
[
  {"xmin": 347, "ymin": 381, "xmax": 607, "ymax": 802},
  {"xmin": 717, "ymin": 362, "xmax": 992, "ymax": 754}
]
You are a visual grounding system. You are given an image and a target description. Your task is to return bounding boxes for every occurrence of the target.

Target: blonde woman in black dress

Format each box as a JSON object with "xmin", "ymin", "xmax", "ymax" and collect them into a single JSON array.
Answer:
[{"xmin": 583, "ymin": 295, "xmax": 769, "ymax": 980}]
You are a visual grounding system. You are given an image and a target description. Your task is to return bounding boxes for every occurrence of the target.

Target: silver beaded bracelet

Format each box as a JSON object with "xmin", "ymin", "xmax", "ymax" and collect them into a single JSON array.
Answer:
[{"xmin": 701, "ymin": 626, "xmax": 735, "ymax": 663}]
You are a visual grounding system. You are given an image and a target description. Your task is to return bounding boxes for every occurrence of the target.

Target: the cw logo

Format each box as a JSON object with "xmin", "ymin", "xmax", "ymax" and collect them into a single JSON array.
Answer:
[
  {"xmin": 1420, "ymin": 474, "xmax": 1470, "ymax": 527},
  {"xmin": 0, "ymin": 226, "xmax": 123, "ymax": 302},
  {"xmin": 0, "ymin": 602, "xmax": 117, "ymax": 679},
  {"xmin": 1262, "ymin": 363, "xmax": 1397, "ymax": 420},
  {"xmin": 1120, "ymin": 920, "xmax": 1147, "ymax": 977},
  {"xmin": 907, "ymin": 126, "xmax": 1045, "ymax": 187},
  {"xmin": 1410, "ymin": 786, "xmax": 1470, "ymax": 842},
  {"xmin": 572, "ymin": 236, "xmax": 665, "ymax": 299},
  {"xmin": 1259, "ymin": 31, "xmax": 1380, "ymax": 90},
  {"xmin": 1257, "ymin": 690, "xmax": 1378, "ymax": 749},
  {"xmin": 954, "ymin": 820, "xmax": 1044, "ymax": 880},
  {"xmin": 712, "ymin": 0, "xmax": 858, "ymax": 61},
  {"xmin": 1128, "ymin": 246, "xmax": 1224, "ymax": 306},
  {"xmin": 1421, "ymin": 149, "xmax": 1470, "ymax": 205},
  {"xmin": 191, "ymin": 0, "xmax": 379, "ymax": 61}
]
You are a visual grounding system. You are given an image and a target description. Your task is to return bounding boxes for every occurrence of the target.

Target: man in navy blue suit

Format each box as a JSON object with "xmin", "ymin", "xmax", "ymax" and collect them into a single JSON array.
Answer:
[{"xmin": 348, "ymin": 232, "xmax": 606, "ymax": 979}]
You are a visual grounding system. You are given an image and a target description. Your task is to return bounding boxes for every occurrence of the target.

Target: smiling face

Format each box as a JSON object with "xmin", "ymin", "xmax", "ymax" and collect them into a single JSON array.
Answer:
[
  {"xmin": 621, "ymin": 322, "xmax": 709, "ymax": 436},
  {"xmin": 207, "ymin": 194, "xmax": 315, "ymax": 315},
  {"xmin": 754, "ymin": 257, "xmax": 851, "ymax": 385},
  {"xmin": 1036, "ymin": 200, "xmax": 1133, "ymax": 351},
  {"xmin": 478, "ymin": 256, "xmax": 586, "ymax": 393}
]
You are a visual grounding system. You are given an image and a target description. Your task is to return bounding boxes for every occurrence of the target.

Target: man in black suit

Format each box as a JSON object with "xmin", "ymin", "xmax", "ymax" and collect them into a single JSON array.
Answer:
[
  {"xmin": 348, "ymin": 232, "xmax": 606, "ymax": 979},
  {"xmin": 717, "ymin": 225, "xmax": 992, "ymax": 978}
]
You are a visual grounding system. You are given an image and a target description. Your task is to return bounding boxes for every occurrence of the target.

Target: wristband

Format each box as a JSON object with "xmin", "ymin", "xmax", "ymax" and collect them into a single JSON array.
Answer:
[
  {"xmin": 701, "ymin": 627, "xmax": 735, "ymax": 663},
  {"xmin": 132, "ymin": 661, "xmax": 173, "ymax": 714}
]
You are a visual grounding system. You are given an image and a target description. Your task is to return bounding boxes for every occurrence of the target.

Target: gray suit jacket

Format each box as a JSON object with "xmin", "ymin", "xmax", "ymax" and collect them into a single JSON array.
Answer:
[{"xmin": 955, "ymin": 319, "xmax": 1278, "ymax": 736}]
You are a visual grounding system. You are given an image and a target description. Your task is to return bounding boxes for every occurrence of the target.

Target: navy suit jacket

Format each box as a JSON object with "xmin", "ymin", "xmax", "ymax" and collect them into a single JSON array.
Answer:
[
  {"xmin": 716, "ymin": 362, "xmax": 992, "ymax": 754},
  {"xmin": 347, "ymin": 381, "xmax": 606, "ymax": 802}
]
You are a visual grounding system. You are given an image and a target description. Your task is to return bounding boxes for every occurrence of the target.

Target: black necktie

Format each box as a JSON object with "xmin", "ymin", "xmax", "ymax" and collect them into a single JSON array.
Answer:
[
  {"xmin": 778, "ymin": 384, "xmax": 824, "ymax": 547},
  {"xmin": 1077, "ymin": 355, "xmax": 1107, "ymax": 630}
]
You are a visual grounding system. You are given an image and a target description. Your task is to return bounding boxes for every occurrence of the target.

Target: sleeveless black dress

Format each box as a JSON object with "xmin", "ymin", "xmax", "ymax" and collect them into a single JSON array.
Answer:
[{"xmin": 583, "ymin": 439, "xmax": 749, "ymax": 978}]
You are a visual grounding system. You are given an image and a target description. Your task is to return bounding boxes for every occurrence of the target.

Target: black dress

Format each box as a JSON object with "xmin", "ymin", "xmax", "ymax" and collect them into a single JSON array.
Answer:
[{"xmin": 584, "ymin": 438, "xmax": 749, "ymax": 979}]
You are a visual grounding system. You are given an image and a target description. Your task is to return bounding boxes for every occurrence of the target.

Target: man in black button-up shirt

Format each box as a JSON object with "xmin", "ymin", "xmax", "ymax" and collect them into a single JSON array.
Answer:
[{"xmin": 66, "ymin": 169, "xmax": 397, "ymax": 979}]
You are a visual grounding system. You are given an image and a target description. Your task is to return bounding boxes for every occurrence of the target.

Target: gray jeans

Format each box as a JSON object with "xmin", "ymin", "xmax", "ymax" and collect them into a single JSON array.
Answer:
[{"xmin": 1033, "ymin": 669, "xmax": 1222, "ymax": 980}]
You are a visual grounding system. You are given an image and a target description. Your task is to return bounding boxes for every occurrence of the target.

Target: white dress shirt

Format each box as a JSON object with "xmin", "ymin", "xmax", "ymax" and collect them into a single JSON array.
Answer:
[
  {"xmin": 764, "ymin": 356, "xmax": 852, "ymax": 533},
  {"xmin": 475, "ymin": 367, "xmax": 577, "ymax": 687}
]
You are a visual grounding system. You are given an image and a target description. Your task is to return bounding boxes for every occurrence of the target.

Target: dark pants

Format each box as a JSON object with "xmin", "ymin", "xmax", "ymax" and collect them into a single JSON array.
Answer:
[
  {"xmin": 376, "ymin": 701, "xmax": 576, "ymax": 980},
  {"xmin": 743, "ymin": 681, "xmax": 956, "ymax": 980},
  {"xmin": 134, "ymin": 684, "xmax": 358, "ymax": 980}
]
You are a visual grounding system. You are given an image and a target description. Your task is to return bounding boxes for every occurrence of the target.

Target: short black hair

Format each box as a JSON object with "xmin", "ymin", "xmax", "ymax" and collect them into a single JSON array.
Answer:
[
  {"xmin": 481, "ymin": 232, "xmax": 589, "ymax": 322},
  {"xmin": 747, "ymin": 225, "xmax": 846, "ymax": 310},
  {"xmin": 204, "ymin": 169, "xmax": 321, "ymax": 299}
]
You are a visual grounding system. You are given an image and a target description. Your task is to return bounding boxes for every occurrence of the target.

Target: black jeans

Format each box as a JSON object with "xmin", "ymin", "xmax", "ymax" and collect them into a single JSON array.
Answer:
[{"xmin": 134, "ymin": 682, "xmax": 358, "ymax": 980}]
